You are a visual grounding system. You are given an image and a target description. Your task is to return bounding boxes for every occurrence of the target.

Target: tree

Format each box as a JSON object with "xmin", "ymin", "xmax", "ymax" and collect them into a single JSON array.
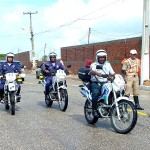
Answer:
[
  {"xmin": 42, "ymin": 55, "xmax": 48, "ymax": 61},
  {"xmin": 0, "ymin": 54, "xmax": 6, "ymax": 59}
]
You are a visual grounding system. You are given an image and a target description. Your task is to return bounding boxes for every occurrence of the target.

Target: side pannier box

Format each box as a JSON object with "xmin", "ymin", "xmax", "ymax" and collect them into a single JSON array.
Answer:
[{"xmin": 78, "ymin": 67, "xmax": 91, "ymax": 82}]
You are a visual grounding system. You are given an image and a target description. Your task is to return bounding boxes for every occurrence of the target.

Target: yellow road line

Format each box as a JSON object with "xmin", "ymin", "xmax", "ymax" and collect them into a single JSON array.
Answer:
[
  {"xmin": 137, "ymin": 111, "xmax": 150, "ymax": 117},
  {"xmin": 24, "ymin": 82, "xmax": 34, "ymax": 84},
  {"xmin": 127, "ymin": 108, "xmax": 149, "ymax": 117}
]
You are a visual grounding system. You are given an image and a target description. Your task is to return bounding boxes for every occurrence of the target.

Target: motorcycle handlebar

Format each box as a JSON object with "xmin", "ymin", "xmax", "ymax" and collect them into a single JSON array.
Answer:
[
  {"xmin": 47, "ymin": 71, "xmax": 56, "ymax": 76},
  {"xmin": 101, "ymin": 74, "xmax": 109, "ymax": 78}
]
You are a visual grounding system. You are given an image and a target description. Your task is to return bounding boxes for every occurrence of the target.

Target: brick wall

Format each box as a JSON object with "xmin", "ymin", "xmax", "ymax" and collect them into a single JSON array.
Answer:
[
  {"xmin": 15, "ymin": 51, "xmax": 31, "ymax": 69},
  {"xmin": 61, "ymin": 36, "xmax": 150, "ymax": 76}
]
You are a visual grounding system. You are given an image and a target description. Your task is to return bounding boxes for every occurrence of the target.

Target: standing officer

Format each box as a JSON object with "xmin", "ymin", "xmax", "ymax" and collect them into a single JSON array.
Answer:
[
  {"xmin": 42, "ymin": 52, "xmax": 64, "ymax": 100},
  {"xmin": 0, "ymin": 52, "xmax": 22, "ymax": 102},
  {"xmin": 122, "ymin": 49, "xmax": 144, "ymax": 110}
]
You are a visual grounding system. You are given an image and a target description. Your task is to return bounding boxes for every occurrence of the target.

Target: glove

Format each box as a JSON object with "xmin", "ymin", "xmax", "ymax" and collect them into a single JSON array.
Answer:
[
  {"xmin": 65, "ymin": 69, "xmax": 69, "ymax": 75},
  {"xmin": 49, "ymin": 71, "xmax": 56, "ymax": 76},
  {"xmin": 108, "ymin": 75, "xmax": 115, "ymax": 82}
]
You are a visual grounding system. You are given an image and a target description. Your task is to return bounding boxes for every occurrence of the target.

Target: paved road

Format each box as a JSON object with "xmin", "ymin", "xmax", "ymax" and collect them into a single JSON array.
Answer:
[{"xmin": 0, "ymin": 74, "xmax": 149, "ymax": 150}]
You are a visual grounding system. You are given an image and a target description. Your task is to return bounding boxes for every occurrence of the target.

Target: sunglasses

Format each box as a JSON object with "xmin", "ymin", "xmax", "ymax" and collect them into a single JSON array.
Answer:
[{"xmin": 50, "ymin": 56, "xmax": 56, "ymax": 58}]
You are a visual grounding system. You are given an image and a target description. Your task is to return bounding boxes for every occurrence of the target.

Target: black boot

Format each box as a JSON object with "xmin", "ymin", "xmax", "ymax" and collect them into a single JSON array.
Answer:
[
  {"xmin": 92, "ymin": 101, "xmax": 99, "ymax": 118},
  {"xmin": 44, "ymin": 91, "xmax": 50, "ymax": 100},
  {"xmin": 16, "ymin": 93, "xmax": 21, "ymax": 102},
  {"xmin": 16, "ymin": 88, "xmax": 21, "ymax": 102},
  {"xmin": 133, "ymin": 96, "xmax": 144, "ymax": 110}
]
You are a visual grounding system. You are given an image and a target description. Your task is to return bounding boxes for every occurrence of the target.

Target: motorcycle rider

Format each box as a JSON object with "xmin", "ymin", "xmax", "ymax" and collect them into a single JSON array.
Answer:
[
  {"xmin": 42, "ymin": 52, "xmax": 64, "ymax": 100},
  {"xmin": 0, "ymin": 52, "xmax": 22, "ymax": 102},
  {"xmin": 89, "ymin": 49, "xmax": 115, "ymax": 117}
]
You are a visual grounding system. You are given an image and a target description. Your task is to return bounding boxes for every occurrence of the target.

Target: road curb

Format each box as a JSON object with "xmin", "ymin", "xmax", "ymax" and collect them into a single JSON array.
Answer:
[{"xmin": 139, "ymin": 85, "xmax": 150, "ymax": 91}]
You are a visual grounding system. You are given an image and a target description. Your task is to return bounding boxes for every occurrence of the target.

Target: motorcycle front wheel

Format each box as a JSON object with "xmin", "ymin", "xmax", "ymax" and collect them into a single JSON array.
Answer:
[
  {"xmin": 4, "ymin": 96, "xmax": 9, "ymax": 110},
  {"xmin": 9, "ymin": 92, "xmax": 16, "ymax": 115},
  {"xmin": 110, "ymin": 99, "xmax": 137, "ymax": 134},
  {"xmin": 84, "ymin": 100, "xmax": 98, "ymax": 124},
  {"xmin": 59, "ymin": 89, "xmax": 68, "ymax": 111}
]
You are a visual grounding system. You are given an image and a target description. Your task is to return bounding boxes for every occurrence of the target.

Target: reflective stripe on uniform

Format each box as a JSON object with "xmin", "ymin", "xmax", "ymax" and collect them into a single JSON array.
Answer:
[{"xmin": 126, "ymin": 58, "xmax": 140, "ymax": 76}]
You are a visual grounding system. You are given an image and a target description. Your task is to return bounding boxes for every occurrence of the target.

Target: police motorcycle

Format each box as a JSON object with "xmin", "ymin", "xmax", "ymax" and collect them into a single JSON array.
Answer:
[
  {"xmin": 42, "ymin": 65, "xmax": 71, "ymax": 111},
  {"xmin": 78, "ymin": 65, "xmax": 137, "ymax": 134},
  {"xmin": 2, "ymin": 72, "xmax": 20, "ymax": 115}
]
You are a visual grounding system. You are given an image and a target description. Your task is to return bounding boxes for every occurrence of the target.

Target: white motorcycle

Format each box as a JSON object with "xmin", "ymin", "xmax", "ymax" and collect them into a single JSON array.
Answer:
[
  {"xmin": 43, "ymin": 69, "xmax": 69, "ymax": 111},
  {"xmin": 79, "ymin": 65, "xmax": 137, "ymax": 134},
  {"xmin": 3, "ymin": 73, "xmax": 19, "ymax": 115}
]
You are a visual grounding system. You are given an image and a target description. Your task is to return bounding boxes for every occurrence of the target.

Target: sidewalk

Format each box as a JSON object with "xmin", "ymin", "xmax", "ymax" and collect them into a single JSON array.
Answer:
[{"xmin": 140, "ymin": 85, "xmax": 150, "ymax": 91}]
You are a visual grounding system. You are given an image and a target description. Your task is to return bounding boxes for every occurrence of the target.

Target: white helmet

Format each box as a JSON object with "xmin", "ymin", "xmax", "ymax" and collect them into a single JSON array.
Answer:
[
  {"xmin": 96, "ymin": 49, "xmax": 107, "ymax": 59},
  {"xmin": 130, "ymin": 49, "xmax": 137, "ymax": 54},
  {"xmin": 6, "ymin": 52, "xmax": 14, "ymax": 60},
  {"xmin": 49, "ymin": 52, "xmax": 57, "ymax": 58}
]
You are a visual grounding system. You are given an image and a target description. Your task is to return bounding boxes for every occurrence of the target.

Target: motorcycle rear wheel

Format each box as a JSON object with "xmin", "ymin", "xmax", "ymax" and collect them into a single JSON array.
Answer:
[
  {"xmin": 59, "ymin": 89, "xmax": 68, "ymax": 111},
  {"xmin": 110, "ymin": 99, "xmax": 137, "ymax": 134},
  {"xmin": 84, "ymin": 100, "xmax": 98, "ymax": 124},
  {"xmin": 45, "ymin": 95, "xmax": 53, "ymax": 107}
]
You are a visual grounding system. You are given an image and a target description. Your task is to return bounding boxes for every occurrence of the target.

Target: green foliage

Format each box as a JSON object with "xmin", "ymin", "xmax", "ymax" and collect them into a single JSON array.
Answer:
[
  {"xmin": 0, "ymin": 54, "xmax": 6, "ymax": 58},
  {"xmin": 42, "ymin": 55, "xmax": 48, "ymax": 61}
]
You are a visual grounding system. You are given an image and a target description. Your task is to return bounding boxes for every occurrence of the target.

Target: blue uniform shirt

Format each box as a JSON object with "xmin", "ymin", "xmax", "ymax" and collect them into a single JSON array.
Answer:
[
  {"xmin": 43, "ymin": 61, "xmax": 64, "ymax": 75},
  {"xmin": 0, "ymin": 61, "xmax": 21, "ymax": 75}
]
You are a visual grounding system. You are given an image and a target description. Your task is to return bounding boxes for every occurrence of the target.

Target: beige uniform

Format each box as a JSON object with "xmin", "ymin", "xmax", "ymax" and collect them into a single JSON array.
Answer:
[{"xmin": 122, "ymin": 58, "xmax": 140, "ymax": 96}]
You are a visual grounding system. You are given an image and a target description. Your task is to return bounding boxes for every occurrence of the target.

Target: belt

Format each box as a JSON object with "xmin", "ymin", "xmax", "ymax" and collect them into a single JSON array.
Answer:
[
  {"xmin": 127, "ymin": 75, "xmax": 137, "ymax": 77},
  {"xmin": 92, "ymin": 81, "xmax": 108, "ymax": 84}
]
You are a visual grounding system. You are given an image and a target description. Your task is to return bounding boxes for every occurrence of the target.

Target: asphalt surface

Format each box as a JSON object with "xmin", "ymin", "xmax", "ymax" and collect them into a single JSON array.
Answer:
[{"xmin": 0, "ymin": 73, "xmax": 149, "ymax": 150}]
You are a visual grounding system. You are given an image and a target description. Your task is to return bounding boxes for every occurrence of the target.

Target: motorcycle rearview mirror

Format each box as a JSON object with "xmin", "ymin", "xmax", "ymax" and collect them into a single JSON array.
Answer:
[
  {"xmin": 96, "ymin": 65, "xmax": 103, "ymax": 69},
  {"xmin": 67, "ymin": 64, "xmax": 71, "ymax": 68}
]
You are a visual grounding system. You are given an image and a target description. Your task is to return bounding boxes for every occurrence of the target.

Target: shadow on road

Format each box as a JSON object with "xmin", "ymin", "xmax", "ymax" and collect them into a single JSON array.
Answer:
[
  {"xmin": 69, "ymin": 114, "xmax": 114, "ymax": 132},
  {"xmin": 36, "ymin": 100, "xmax": 60, "ymax": 111}
]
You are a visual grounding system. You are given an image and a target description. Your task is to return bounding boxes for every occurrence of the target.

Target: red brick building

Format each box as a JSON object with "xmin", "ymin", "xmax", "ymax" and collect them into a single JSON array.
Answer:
[
  {"xmin": 61, "ymin": 36, "xmax": 150, "ymax": 76},
  {"xmin": 15, "ymin": 51, "xmax": 31, "ymax": 69}
]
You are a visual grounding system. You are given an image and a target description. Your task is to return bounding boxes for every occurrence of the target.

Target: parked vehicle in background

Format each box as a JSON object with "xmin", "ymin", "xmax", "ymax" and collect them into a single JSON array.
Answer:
[
  {"xmin": 0, "ymin": 60, "xmax": 26, "ymax": 82},
  {"xmin": 36, "ymin": 63, "xmax": 45, "ymax": 79}
]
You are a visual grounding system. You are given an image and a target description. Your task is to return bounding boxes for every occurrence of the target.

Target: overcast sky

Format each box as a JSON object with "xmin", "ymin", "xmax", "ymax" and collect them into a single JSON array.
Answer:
[{"xmin": 0, "ymin": 0, "xmax": 147, "ymax": 60}]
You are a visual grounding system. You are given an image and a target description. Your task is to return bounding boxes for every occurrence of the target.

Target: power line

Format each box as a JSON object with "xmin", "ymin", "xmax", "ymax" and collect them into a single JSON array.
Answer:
[
  {"xmin": 91, "ymin": 29, "xmax": 142, "ymax": 38},
  {"xmin": 34, "ymin": 0, "xmax": 124, "ymax": 36}
]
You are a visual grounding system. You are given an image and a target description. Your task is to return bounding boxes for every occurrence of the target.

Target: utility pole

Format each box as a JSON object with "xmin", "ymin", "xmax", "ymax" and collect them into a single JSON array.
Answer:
[
  {"xmin": 88, "ymin": 27, "xmax": 91, "ymax": 45},
  {"xmin": 44, "ymin": 43, "xmax": 46, "ymax": 56},
  {"xmin": 44, "ymin": 43, "xmax": 46, "ymax": 61},
  {"xmin": 141, "ymin": 0, "xmax": 149, "ymax": 85},
  {"xmin": 23, "ymin": 11, "xmax": 38, "ymax": 69},
  {"xmin": 18, "ymin": 48, "xmax": 20, "ymax": 54}
]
